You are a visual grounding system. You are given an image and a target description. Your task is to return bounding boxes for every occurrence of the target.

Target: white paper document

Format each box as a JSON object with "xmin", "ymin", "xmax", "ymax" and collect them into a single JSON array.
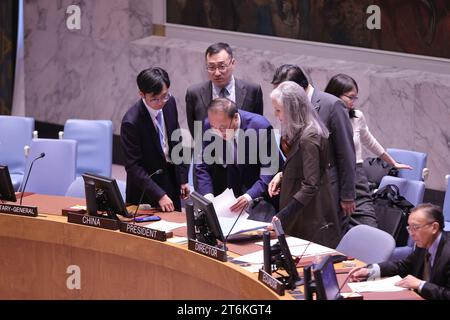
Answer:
[
  {"xmin": 219, "ymin": 214, "xmax": 270, "ymax": 236},
  {"xmin": 232, "ymin": 249, "xmax": 264, "ymax": 265},
  {"xmin": 144, "ymin": 220, "xmax": 186, "ymax": 232},
  {"xmin": 255, "ymin": 236, "xmax": 310, "ymax": 247},
  {"xmin": 211, "ymin": 188, "xmax": 238, "ymax": 218},
  {"xmin": 288, "ymin": 243, "xmax": 336, "ymax": 257},
  {"xmin": 209, "ymin": 188, "xmax": 270, "ymax": 236},
  {"xmin": 347, "ymin": 275, "xmax": 408, "ymax": 293},
  {"xmin": 167, "ymin": 236, "xmax": 188, "ymax": 244}
]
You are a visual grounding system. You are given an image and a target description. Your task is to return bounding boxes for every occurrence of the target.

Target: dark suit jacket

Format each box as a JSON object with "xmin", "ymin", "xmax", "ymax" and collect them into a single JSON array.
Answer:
[
  {"xmin": 185, "ymin": 78, "xmax": 263, "ymax": 138},
  {"xmin": 278, "ymin": 130, "xmax": 341, "ymax": 248},
  {"xmin": 195, "ymin": 110, "xmax": 282, "ymax": 202},
  {"xmin": 379, "ymin": 232, "xmax": 450, "ymax": 300},
  {"xmin": 311, "ymin": 89, "xmax": 356, "ymax": 202},
  {"xmin": 120, "ymin": 97, "xmax": 188, "ymax": 211}
]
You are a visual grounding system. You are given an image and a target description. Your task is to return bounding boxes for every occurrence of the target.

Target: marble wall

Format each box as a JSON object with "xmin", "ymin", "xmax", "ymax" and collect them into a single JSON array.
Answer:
[{"xmin": 24, "ymin": 1, "xmax": 450, "ymax": 191}]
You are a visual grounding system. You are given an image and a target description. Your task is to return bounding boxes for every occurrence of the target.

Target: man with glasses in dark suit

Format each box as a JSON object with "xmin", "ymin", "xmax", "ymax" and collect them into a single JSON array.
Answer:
[
  {"xmin": 186, "ymin": 42, "xmax": 264, "ymax": 191},
  {"xmin": 186, "ymin": 42, "xmax": 264, "ymax": 143},
  {"xmin": 121, "ymin": 67, "xmax": 189, "ymax": 212},
  {"xmin": 350, "ymin": 203, "xmax": 450, "ymax": 300}
]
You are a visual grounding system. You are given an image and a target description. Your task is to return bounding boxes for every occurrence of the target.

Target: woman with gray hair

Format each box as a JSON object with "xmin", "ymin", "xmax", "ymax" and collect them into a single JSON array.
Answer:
[{"xmin": 268, "ymin": 81, "xmax": 341, "ymax": 248}]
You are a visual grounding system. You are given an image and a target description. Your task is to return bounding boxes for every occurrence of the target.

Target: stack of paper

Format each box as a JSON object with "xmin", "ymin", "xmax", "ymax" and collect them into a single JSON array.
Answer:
[
  {"xmin": 211, "ymin": 188, "xmax": 270, "ymax": 236},
  {"xmin": 347, "ymin": 275, "xmax": 407, "ymax": 292},
  {"xmin": 144, "ymin": 220, "xmax": 186, "ymax": 232}
]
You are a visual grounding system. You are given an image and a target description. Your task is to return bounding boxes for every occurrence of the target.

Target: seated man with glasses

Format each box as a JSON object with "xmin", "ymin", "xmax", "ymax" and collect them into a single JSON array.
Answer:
[
  {"xmin": 349, "ymin": 203, "xmax": 450, "ymax": 300},
  {"xmin": 185, "ymin": 42, "xmax": 264, "ymax": 141},
  {"xmin": 195, "ymin": 98, "xmax": 283, "ymax": 222},
  {"xmin": 121, "ymin": 67, "xmax": 190, "ymax": 212}
]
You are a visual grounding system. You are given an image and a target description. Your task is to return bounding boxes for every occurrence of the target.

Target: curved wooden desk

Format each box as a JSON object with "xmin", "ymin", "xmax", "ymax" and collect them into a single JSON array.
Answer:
[{"xmin": 0, "ymin": 195, "xmax": 290, "ymax": 300}]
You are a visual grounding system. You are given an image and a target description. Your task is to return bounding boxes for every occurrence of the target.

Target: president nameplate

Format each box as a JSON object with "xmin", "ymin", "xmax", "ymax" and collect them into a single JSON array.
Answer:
[
  {"xmin": 0, "ymin": 204, "xmax": 38, "ymax": 217},
  {"xmin": 67, "ymin": 212, "xmax": 120, "ymax": 230},
  {"xmin": 120, "ymin": 222, "xmax": 170, "ymax": 241},
  {"xmin": 258, "ymin": 269, "xmax": 285, "ymax": 296},
  {"xmin": 188, "ymin": 239, "xmax": 227, "ymax": 262}
]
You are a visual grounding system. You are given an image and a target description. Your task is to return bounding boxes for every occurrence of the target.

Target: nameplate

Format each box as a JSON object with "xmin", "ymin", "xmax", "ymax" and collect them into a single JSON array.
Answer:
[
  {"xmin": 258, "ymin": 269, "xmax": 285, "ymax": 296},
  {"xmin": 67, "ymin": 212, "xmax": 119, "ymax": 230},
  {"xmin": 119, "ymin": 222, "xmax": 170, "ymax": 241},
  {"xmin": 188, "ymin": 239, "xmax": 227, "ymax": 262},
  {"xmin": 0, "ymin": 203, "xmax": 38, "ymax": 217}
]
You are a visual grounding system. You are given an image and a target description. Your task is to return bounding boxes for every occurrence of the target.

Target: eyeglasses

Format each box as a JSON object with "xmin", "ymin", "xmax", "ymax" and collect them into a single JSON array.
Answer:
[
  {"xmin": 206, "ymin": 59, "xmax": 233, "ymax": 73},
  {"xmin": 343, "ymin": 95, "xmax": 359, "ymax": 101},
  {"xmin": 406, "ymin": 222, "xmax": 434, "ymax": 233},
  {"xmin": 148, "ymin": 92, "xmax": 171, "ymax": 104}
]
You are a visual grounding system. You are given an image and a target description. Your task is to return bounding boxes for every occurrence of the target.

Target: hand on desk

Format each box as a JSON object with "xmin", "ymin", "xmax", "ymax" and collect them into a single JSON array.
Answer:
[
  {"xmin": 395, "ymin": 275, "xmax": 421, "ymax": 290},
  {"xmin": 158, "ymin": 195, "xmax": 175, "ymax": 212},
  {"xmin": 230, "ymin": 195, "xmax": 249, "ymax": 213},
  {"xmin": 348, "ymin": 266, "xmax": 370, "ymax": 282}
]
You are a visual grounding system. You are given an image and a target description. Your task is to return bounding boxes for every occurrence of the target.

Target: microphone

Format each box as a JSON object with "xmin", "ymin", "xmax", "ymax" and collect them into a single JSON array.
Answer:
[
  {"xmin": 292, "ymin": 222, "xmax": 334, "ymax": 299},
  {"xmin": 249, "ymin": 196, "xmax": 264, "ymax": 210},
  {"xmin": 19, "ymin": 152, "xmax": 45, "ymax": 205},
  {"xmin": 133, "ymin": 169, "xmax": 163, "ymax": 223},
  {"xmin": 223, "ymin": 201, "xmax": 249, "ymax": 248},
  {"xmin": 338, "ymin": 265, "xmax": 365, "ymax": 293},
  {"xmin": 294, "ymin": 222, "xmax": 335, "ymax": 266}
]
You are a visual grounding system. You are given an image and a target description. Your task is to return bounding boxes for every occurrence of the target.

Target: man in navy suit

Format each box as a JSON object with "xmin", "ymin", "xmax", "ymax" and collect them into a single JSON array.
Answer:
[
  {"xmin": 186, "ymin": 43, "xmax": 264, "ymax": 191},
  {"xmin": 195, "ymin": 98, "xmax": 282, "ymax": 220},
  {"xmin": 350, "ymin": 203, "xmax": 450, "ymax": 300},
  {"xmin": 121, "ymin": 67, "xmax": 189, "ymax": 212}
]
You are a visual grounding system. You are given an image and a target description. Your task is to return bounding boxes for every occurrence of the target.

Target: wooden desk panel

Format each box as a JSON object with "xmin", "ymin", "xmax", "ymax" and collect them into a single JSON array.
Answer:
[
  {"xmin": 0, "ymin": 194, "xmax": 421, "ymax": 300},
  {"xmin": 0, "ymin": 204, "xmax": 287, "ymax": 300}
]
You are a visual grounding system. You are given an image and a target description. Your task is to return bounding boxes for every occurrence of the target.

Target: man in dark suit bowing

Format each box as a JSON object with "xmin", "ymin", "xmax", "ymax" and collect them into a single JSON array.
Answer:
[
  {"xmin": 121, "ymin": 67, "xmax": 189, "ymax": 212},
  {"xmin": 350, "ymin": 203, "xmax": 450, "ymax": 300},
  {"xmin": 185, "ymin": 42, "xmax": 264, "ymax": 140},
  {"xmin": 195, "ymin": 98, "xmax": 282, "ymax": 221}
]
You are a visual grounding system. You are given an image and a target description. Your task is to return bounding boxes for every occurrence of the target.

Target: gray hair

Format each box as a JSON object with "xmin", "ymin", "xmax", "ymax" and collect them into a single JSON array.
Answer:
[{"xmin": 270, "ymin": 81, "xmax": 329, "ymax": 142}]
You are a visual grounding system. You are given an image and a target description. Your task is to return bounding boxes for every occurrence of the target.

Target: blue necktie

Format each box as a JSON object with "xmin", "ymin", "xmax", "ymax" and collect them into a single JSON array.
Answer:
[{"xmin": 155, "ymin": 111, "xmax": 165, "ymax": 150}]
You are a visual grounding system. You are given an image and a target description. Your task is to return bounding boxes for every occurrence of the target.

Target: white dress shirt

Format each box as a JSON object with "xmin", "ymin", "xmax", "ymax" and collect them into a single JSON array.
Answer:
[
  {"xmin": 351, "ymin": 109, "xmax": 385, "ymax": 164},
  {"xmin": 142, "ymin": 98, "xmax": 171, "ymax": 163}
]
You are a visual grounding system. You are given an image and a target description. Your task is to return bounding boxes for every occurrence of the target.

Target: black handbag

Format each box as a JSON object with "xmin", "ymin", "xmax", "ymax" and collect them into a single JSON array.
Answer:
[
  {"xmin": 363, "ymin": 157, "xmax": 398, "ymax": 190},
  {"xmin": 372, "ymin": 184, "xmax": 414, "ymax": 246}
]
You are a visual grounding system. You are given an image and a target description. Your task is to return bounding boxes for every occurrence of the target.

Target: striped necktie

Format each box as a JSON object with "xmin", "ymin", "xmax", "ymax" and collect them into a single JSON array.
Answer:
[{"xmin": 155, "ymin": 111, "xmax": 165, "ymax": 150}]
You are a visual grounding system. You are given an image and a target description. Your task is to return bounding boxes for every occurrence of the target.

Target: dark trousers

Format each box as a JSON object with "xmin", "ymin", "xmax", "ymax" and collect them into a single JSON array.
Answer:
[{"xmin": 349, "ymin": 164, "xmax": 378, "ymax": 229}]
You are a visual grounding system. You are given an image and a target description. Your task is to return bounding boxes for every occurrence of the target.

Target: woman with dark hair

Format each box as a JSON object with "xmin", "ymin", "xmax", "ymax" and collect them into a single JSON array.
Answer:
[
  {"xmin": 268, "ymin": 81, "xmax": 341, "ymax": 248},
  {"xmin": 324, "ymin": 73, "xmax": 412, "ymax": 228}
]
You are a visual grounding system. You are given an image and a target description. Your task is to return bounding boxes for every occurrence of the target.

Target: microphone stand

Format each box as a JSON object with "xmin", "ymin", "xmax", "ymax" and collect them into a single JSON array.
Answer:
[
  {"xmin": 132, "ymin": 169, "xmax": 163, "ymax": 224},
  {"xmin": 20, "ymin": 152, "xmax": 45, "ymax": 205},
  {"xmin": 222, "ymin": 201, "xmax": 249, "ymax": 251}
]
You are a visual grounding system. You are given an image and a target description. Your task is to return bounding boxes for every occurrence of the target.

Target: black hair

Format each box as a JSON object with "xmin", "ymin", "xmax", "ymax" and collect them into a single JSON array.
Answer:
[
  {"xmin": 271, "ymin": 64, "xmax": 309, "ymax": 89},
  {"xmin": 205, "ymin": 42, "xmax": 233, "ymax": 59},
  {"xmin": 324, "ymin": 73, "xmax": 359, "ymax": 118},
  {"xmin": 136, "ymin": 67, "xmax": 170, "ymax": 95},
  {"xmin": 412, "ymin": 203, "xmax": 445, "ymax": 231},
  {"xmin": 207, "ymin": 98, "xmax": 238, "ymax": 118}
]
